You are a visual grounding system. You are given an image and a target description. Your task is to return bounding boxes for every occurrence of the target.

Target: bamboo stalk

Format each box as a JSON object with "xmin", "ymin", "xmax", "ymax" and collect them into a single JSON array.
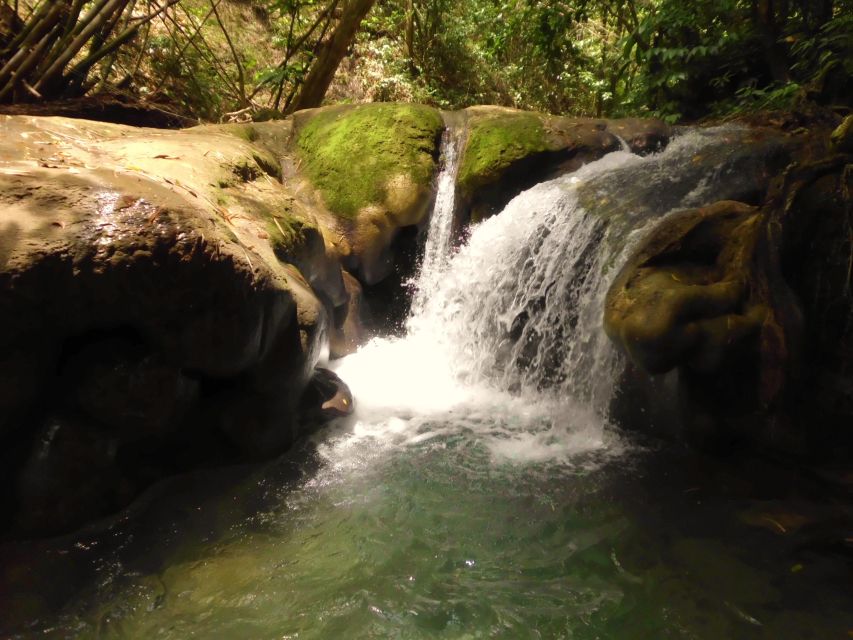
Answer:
[
  {"xmin": 163, "ymin": 4, "xmax": 243, "ymax": 100},
  {"xmin": 34, "ymin": 0, "xmax": 130, "ymax": 94},
  {"xmin": 248, "ymin": 0, "xmax": 339, "ymax": 102},
  {"xmin": 68, "ymin": 0, "xmax": 181, "ymax": 92},
  {"xmin": 2, "ymin": 0, "xmax": 64, "ymax": 64},
  {"xmin": 148, "ymin": 0, "xmax": 220, "ymax": 97},
  {"xmin": 4, "ymin": 0, "xmax": 50, "ymax": 54},
  {"xmin": 0, "ymin": 25, "xmax": 58, "ymax": 102}
]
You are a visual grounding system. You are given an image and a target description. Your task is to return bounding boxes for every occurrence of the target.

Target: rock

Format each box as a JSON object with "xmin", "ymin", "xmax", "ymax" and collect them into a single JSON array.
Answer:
[
  {"xmin": 604, "ymin": 201, "xmax": 767, "ymax": 375},
  {"xmin": 329, "ymin": 270, "xmax": 369, "ymax": 358},
  {"xmin": 0, "ymin": 115, "xmax": 335, "ymax": 536},
  {"xmin": 63, "ymin": 337, "xmax": 199, "ymax": 440},
  {"xmin": 15, "ymin": 415, "xmax": 131, "ymax": 536},
  {"xmin": 829, "ymin": 114, "xmax": 853, "ymax": 153},
  {"xmin": 456, "ymin": 106, "xmax": 672, "ymax": 223},
  {"xmin": 603, "ymin": 128, "xmax": 853, "ymax": 456},
  {"xmin": 292, "ymin": 103, "xmax": 444, "ymax": 285},
  {"xmin": 604, "ymin": 117, "xmax": 672, "ymax": 155},
  {"xmin": 297, "ymin": 367, "xmax": 355, "ymax": 427},
  {"xmin": 769, "ymin": 152, "xmax": 853, "ymax": 455},
  {"xmin": 603, "ymin": 200, "xmax": 780, "ymax": 451}
]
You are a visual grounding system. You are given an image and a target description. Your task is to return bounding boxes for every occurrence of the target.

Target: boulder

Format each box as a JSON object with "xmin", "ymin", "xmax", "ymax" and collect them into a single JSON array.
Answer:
[
  {"xmin": 290, "ymin": 103, "xmax": 444, "ymax": 285},
  {"xmin": 604, "ymin": 121, "xmax": 853, "ymax": 456},
  {"xmin": 456, "ymin": 106, "xmax": 672, "ymax": 223},
  {"xmin": 604, "ymin": 200, "xmax": 767, "ymax": 376},
  {"xmin": 0, "ymin": 115, "xmax": 339, "ymax": 536}
]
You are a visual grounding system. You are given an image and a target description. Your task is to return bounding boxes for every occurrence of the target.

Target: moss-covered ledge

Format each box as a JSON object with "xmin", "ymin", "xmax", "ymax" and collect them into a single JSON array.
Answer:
[
  {"xmin": 457, "ymin": 106, "xmax": 672, "ymax": 223},
  {"xmin": 457, "ymin": 109, "xmax": 549, "ymax": 199},
  {"xmin": 291, "ymin": 103, "xmax": 444, "ymax": 284}
]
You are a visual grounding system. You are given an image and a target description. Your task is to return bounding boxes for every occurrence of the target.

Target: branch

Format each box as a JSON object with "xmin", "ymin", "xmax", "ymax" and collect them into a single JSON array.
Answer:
[
  {"xmin": 210, "ymin": 0, "xmax": 246, "ymax": 104},
  {"xmin": 149, "ymin": 0, "xmax": 221, "ymax": 97}
]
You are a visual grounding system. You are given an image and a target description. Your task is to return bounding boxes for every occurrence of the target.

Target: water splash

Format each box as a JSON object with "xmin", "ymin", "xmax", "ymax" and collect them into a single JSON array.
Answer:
[{"xmin": 334, "ymin": 125, "xmax": 779, "ymax": 464}]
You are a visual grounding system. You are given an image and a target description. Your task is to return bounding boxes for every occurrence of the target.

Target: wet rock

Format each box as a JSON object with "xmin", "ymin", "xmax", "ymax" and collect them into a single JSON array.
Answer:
[
  {"xmin": 329, "ymin": 270, "xmax": 369, "ymax": 358},
  {"xmin": 770, "ymin": 150, "xmax": 853, "ymax": 456},
  {"xmin": 0, "ymin": 115, "xmax": 333, "ymax": 536},
  {"xmin": 605, "ymin": 117, "xmax": 672, "ymax": 155},
  {"xmin": 604, "ymin": 200, "xmax": 767, "ymax": 375},
  {"xmin": 15, "ymin": 416, "xmax": 131, "ymax": 536},
  {"xmin": 604, "ymin": 124, "xmax": 853, "ymax": 457},
  {"xmin": 62, "ymin": 337, "xmax": 199, "ymax": 440},
  {"xmin": 298, "ymin": 367, "xmax": 355, "ymax": 427},
  {"xmin": 456, "ymin": 106, "xmax": 672, "ymax": 223}
]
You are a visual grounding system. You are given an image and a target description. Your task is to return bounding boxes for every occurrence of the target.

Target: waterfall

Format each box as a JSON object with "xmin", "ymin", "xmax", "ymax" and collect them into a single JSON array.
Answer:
[
  {"xmin": 409, "ymin": 127, "xmax": 462, "ymax": 318},
  {"xmin": 334, "ymin": 125, "xmax": 782, "ymax": 461}
]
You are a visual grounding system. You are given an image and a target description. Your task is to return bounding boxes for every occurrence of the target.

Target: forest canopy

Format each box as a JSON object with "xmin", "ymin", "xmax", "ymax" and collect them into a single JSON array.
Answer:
[{"xmin": 0, "ymin": 0, "xmax": 850, "ymax": 123}]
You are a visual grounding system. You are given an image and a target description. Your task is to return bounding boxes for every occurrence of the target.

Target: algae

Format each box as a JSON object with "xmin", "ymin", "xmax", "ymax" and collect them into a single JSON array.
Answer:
[{"xmin": 295, "ymin": 103, "xmax": 443, "ymax": 219}]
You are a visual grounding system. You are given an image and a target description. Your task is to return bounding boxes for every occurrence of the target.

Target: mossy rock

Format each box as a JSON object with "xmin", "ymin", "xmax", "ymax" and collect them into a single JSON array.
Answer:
[
  {"xmin": 457, "ymin": 109, "xmax": 548, "ymax": 197},
  {"xmin": 455, "ymin": 107, "xmax": 644, "ymax": 223},
  {"xmin": 295, "ymin": 103, "xmax": 444, "ymax": 220}
]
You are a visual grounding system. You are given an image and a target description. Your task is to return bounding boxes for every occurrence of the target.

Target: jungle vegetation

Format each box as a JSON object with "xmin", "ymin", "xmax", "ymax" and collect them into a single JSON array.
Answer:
[{"xmin": 0, "ymin": 0, "xmax": 850, "ymax": 123}]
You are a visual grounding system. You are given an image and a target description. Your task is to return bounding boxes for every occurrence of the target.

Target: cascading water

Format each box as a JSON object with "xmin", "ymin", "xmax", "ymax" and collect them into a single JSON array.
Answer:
[
  {"xmin": 409, "ymin": 127, "xmax": 462, "ymax": 318},
  {"xmin": 8, "ymin": 125, "xmax": 843, "ymax": 640},
  {"xmin": 336, "ymin": 125, "xmax": 781, "ymax": 457}
]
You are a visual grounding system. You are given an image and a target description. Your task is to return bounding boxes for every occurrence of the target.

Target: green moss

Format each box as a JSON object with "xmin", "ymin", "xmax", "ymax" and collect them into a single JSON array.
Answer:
[
  {"xmin": 296, "ymin": 103, "xmax": 443, "ymax": 219},
  {"xmin": 260, "ymin": 200, "xmax": 317, "ymax": 262},
  {"xmin": 252, "ymin": 150, "xmax": 282, "ymax": 180},
  {"xmin": 458, "ymin": 113, "xmax": 547, "ymax": 195},
  {"xmin": 231, "ymin": 158, "xmax": 262, "ymax": 182},
  {"xmin": 231, "ymin": 124, "xmax": 260, "ymax": 143}
]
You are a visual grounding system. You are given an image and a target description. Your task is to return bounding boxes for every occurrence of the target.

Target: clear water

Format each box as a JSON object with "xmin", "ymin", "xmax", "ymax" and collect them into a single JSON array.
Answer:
[{"xmin": 1, "ymin": 128, "xmax": 851, "ymax": 639}]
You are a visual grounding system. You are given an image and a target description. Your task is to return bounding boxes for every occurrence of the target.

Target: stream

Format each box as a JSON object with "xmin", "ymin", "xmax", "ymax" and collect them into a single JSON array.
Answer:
[{"xmin": 1, "ymin": 127, "xmax": 851, "ymax": 639}]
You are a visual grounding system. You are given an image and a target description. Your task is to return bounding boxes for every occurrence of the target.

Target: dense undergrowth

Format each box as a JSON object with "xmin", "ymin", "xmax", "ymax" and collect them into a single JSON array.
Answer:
[{"xmin": 0, "ymin": 0, "xmax": 851, "ymax": 123}]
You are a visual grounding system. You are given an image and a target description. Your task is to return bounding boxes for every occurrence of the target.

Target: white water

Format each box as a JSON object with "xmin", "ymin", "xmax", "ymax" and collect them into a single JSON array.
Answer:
[
  {"xmin": 409, "ymin": 128, "xmax": 462, "ymax": 317},
  {"xmin": 331, "ymin": 126, "xmax": 757, "ymax": 468}
]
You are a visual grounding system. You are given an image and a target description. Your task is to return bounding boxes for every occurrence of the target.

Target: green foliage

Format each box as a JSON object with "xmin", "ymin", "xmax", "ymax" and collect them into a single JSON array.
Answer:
[
  {"xmin": 146, "ymin": 33, "xmax": 226, "ymax": 121},
  {"xmin": 616, "ymin": 0, "xmax": 853, "ymax": 120},
  {"xmin": 3, "ymin": 0, "xmax": 851, "ymax": 122},
  {"xmin": 295, "ymin": 103, "xmax": 443, "ymax": 218}
]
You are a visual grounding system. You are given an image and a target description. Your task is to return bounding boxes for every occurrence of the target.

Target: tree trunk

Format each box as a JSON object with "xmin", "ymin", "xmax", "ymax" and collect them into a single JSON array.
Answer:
[
  {"xmin": 405, "ymin": 0, "xmax": 417, "ymax": 74},
  {"xmin": 288, "ymin": 0, "xmax": 376, "ymax": 113},
  {"xmin": 753, "ymin": 0, "xmax": 790, "ymax": 83}
]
